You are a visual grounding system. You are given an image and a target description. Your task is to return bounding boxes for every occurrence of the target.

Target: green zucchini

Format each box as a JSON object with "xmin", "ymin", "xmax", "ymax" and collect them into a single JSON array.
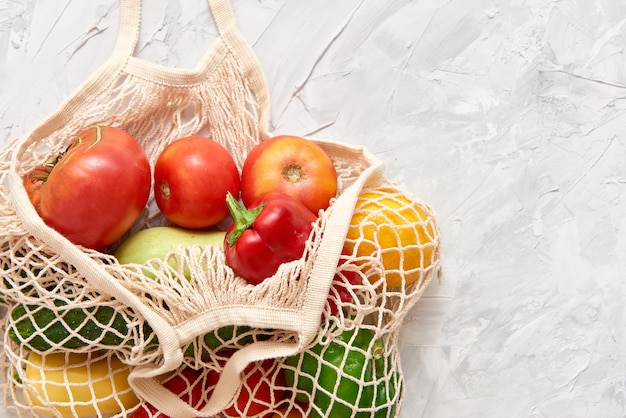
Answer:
[
  {"xmin": 7, "ymin": 301, "xmax": 131, "ymax": 352},
  {"xmin": 186, "ymin": 324, "xmax": 254, "ymax": 355},
  {"xmin": 8, "ymin": 300, "xmax": 254, "ymax": 354}
]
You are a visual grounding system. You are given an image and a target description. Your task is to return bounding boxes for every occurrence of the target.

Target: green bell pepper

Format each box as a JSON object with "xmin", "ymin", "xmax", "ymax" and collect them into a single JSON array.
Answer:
[{"xmin": 284, "ymin": 327, "xmax": 397, "ymax": 418}]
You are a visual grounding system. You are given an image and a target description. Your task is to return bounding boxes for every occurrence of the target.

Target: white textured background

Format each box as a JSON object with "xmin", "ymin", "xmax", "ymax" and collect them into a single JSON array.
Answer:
[{"xmin": 1, "ymin": 1, "xmax": 626, "ymax": 417}]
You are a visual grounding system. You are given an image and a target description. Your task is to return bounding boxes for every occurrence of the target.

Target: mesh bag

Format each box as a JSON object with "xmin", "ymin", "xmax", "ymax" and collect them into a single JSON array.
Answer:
[{"xmin": 0, "ymin": 0, "xmax": 441, "ymax": 417}]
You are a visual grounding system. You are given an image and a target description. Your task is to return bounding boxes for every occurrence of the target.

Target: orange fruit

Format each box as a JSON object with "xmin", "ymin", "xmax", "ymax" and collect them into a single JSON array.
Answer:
[{"xmin": 344, "ymin": 187, "xmax": 438, "ymax": 288}]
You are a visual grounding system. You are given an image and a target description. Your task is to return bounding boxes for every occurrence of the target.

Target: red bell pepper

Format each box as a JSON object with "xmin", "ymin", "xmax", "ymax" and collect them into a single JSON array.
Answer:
[
  {"xmin": 220, "ymin": 358, "xmax": 287, "ymax": 417},
  {"xmin": 327, "ymin": 254, "xmax": 362, "ymax": 315},
  {"xmin": 224, "ymin": 191, "xmax": 317, "ymax": 285}
]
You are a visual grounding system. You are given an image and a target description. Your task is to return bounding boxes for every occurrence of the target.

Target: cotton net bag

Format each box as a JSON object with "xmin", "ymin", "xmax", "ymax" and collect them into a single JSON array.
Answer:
[{"xmin": 0, "ymin": 0, "xmax": 441, "ymax": 417}]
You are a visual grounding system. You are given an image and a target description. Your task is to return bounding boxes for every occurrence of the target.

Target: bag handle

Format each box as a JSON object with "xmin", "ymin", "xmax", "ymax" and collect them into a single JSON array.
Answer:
[
  {"xmin": 110, "ymin": 0, "xmax": 142, "ymax": 61},
  {"xmin": 207, "ymin": 0, "xmax": 272, "ymax": 137},
  {"xmin": 112, "ymin": 0, "xmax": 244, "ymax": 56},
  {"xmin": 120, "ymin": 0, "xmax": 272, "ymax": 138},
  {"xmin": 10, "ymin": 0, "xmax": 269, "ymax": 145},
  {"xmin": 113, "ymin": 0, "xmax": 248, "ymax": 59}
]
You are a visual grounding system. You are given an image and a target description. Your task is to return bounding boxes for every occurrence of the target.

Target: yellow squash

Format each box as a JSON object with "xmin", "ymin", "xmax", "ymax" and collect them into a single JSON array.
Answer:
[{"xmin": 24, "ymin": 351, "xmax": 139, "ymax": 417}]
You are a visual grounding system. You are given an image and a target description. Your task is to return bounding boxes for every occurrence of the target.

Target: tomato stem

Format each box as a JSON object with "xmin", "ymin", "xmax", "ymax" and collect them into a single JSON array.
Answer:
[
  {"xmin": 44, "ymin": 152, "xmax": 64, "ymax": 169},
  {"xmin": 225, "ymin": 192, "xmax": 264, "ymax": 247},
  {"xmin": 160, "ymin": 181, "xmax": 171, "ymax": 199},
  {"xmin": 281, "ymin": 163, "xmax": 306, "ymax": 183},
  {"xmin": 30, "ymin": 150, "xmax": 66, "ymax": 183}
]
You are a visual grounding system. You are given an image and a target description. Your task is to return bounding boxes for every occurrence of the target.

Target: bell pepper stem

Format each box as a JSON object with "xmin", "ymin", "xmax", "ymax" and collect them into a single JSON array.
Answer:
[
  {"xmin": 225, "ymin": 192, "xmax": 264, "ymax": 247},
  {"xmin": 373, "ymin": 341, "xmax": 386, "ymax": 378}
]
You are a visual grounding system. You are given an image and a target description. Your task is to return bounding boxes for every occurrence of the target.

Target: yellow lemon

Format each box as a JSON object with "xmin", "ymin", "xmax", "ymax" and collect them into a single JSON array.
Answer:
[
  {"xmin": 344, "ymin": 187, "xmax": 438, "ymax": 288},
  {"xmin": 24, "ymin": 351, "xmax": 139, "ymax": 417}
]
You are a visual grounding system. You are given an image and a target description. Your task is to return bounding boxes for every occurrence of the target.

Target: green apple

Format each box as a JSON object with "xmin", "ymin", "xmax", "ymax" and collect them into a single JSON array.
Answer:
[{"xmin": 115, "ymin": 226, "xmax": 226, "ymax": 280}]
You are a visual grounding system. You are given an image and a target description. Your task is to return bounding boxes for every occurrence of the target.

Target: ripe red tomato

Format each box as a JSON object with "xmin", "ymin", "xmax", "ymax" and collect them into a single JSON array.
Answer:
[
  {"xmin": 27, "ymin": 126, "xmax": 151, "ymax": 250},
  {"xmin": 240, "ymin": 135, "xmax": 338, "ymax": 214},
  {"xmin": 130, "ymin": 359, "xmax": 285, "ymax": 418},
  {"xmin": 129, "ymin": 367, "xmax": 205, "ymax": 418},
  {"xmin": 218, "ymin": 359, "xmax": 286, "ymax": 417},
  {"xmin": 154, "ymin": 136, "xmax": 240, "ymax": 229}
]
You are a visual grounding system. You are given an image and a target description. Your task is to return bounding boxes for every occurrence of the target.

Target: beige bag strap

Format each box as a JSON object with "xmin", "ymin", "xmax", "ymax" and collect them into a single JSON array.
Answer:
[
  {"xmin": 207, "ymin": 0, "xmax": 272, "ymax": 135},
  {"xmin": 110, "ymin": 0, "xmax": 142, "ymax": 61},
  {"xmin": 73, "ymin": 0, "xmax": 271, "ymax": 138}
]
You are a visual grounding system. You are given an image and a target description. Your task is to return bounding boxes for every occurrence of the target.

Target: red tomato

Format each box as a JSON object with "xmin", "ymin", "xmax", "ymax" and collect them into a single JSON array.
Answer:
[
  {"xmin": 129, "ymin": 367, "xmax": 205, "ymax": 418},
  {"xmin": 240, "ymin": 135, "xmax": 338, "ymax": 214},
  {"xmin": 131, "ymin": 360, "xmax": 285, "ymax": 418},
  {"xmin": 220, "ymin": 359, "xmax": 286, "ymax": 417},
  {"xmin": 154, "ymin": 136, "xmax": 240, "ymax": 229},
  {"xmin": 29, "ymin": 126, "xmax": 151, "ymax": 250}
]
